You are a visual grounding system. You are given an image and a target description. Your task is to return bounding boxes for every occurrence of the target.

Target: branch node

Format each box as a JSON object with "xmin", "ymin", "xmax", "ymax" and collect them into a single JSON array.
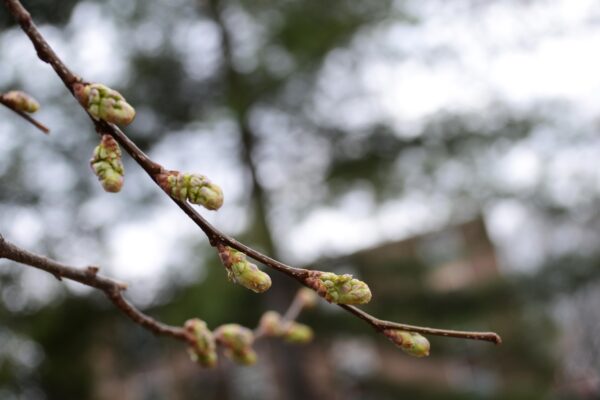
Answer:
[{"xmin": 86, "ymin": 265, "xmax": 100, "ymax": 277}]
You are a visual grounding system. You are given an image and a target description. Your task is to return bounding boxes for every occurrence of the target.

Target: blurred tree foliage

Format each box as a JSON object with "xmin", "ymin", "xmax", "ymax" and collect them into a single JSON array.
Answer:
[{"xmin": 1, "ymin": 0, "xmax": 599, "ymax": 399}]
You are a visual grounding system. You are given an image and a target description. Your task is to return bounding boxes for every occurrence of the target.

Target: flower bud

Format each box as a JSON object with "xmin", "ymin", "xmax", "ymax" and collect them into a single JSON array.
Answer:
[
  {"xmin": 90, "ymin": 135, "xmax": 124, "ymax": 193},
  {"xmin": 305, "ymin": 271, "xmax": 371, "ymax": 305},
  {"xmin": 258, "ymin": 311, "xmax": 282, "ymax": 336},
  {"xmin": 297, "ymin": 287, "xmax": 318, "ymax": 309},
  {"xmin": 74, "ymin": 83, "xmax": 135, "ymax": 125},
  {"xmin": 184, "ymin": 318, "xmax": 217, "ymax": 367},
  {"xmin": 218, "ymin": 246, "xmax": 271, "ymax": 293},
  {"xmin": 383, "ymin": 329, "xmax": 430, "ymax": 358},
  {"xmin": 282, "ymin": 322, "xmax": 313, "ymax": 344},
  {"xmin": 157, "ymin": 171, "xmax": 224, "ymax": 211},
  {"xmin": 214, "ymin": 324, "xmax": 257, "ymax": 365},
  {"xmin": 2, "ymin": 90, "xmax": 40, "ymax": 113}
]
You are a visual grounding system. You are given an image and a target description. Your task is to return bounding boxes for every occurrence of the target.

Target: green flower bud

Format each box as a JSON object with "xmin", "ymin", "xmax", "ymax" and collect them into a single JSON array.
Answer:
[
  {"xmin": 297, "ymin": 287, "xmax": 318, "ymax": 309},
  {"xmin": 74, "ymin": 83, "xmax": 136, "ymax": 125},
  {"xmin": 184, "ymin": 318, "xmax": 217, "ymax": 368},
  {"xmin": 157, "ymin": 171, "xmax": 224, "ymax": 211},
  {"xmin": 305, "ymin": 271, "xmax": 371, "ymax": 305},
  {"xmin": 282, "ymin": 322, "xmax": 313, "ymax": 344},
  {"xmin": 258, "ymin": 311, "xmax": 283, "ymax": 336},
  {"xmin": 90, "ymin": 135, "xmax": 124, "ymax": 193},
  {"xmin": 214, "ymin": 324, "xmax": 257, "ymax": 365},
  {"xmin": 383, "ymin": 329, "xmax": 430, "ymax": 358},
  {"xmin": 218, "ymin": 246, "xmax": 271, "ymax": 293},
  {"xmin": 2, "ymin": 90, "xmax": 40, "ymax": 113}
]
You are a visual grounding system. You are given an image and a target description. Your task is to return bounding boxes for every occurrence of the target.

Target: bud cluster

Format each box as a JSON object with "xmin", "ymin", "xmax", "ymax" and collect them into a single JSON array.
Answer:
[
  {"xmin": 383, "ymin": 329, "xmax": 430, "ymax": 358},
  {"xmin": 1, "ymin": 90, "xmax": 40, "ymax": 113},
  {"xmin": 218, "ymin": 245, "xmax": 271, "ymax": 293},
  {"xmin": 214, "ymin": 324, "xmax": 257, "ymax": 365},
  {"xmin": 184, "ymin": 319, "xmax": 217, "ymax": 367},
  {"xmin": 157, "ymin": 171, "xmax": 224, "ymax": 211},
  {"xmin": 305, "ymin": 271, "xmax": 372, "ymax": 305},
  {"xmin": 74, "ymin": 83, "xmax": 136, "ymax": 125},
  {"xmin": 90, "ymin": 135, "xmax": 124, "ymax": 193}
]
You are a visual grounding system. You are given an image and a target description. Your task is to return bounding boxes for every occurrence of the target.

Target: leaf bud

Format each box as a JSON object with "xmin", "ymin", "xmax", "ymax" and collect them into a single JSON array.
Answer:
[
  {"xmin": 2, "ymin": 90, "xmax": 40, "ymax": 113},
  {"xmin": 90, "ymin": 134, "xmax": 124, "ymax": 193},
  {"xmin": 157, "ymin": 171, "xmax": 224, "ymax": 211},
  {"xmin": 214, "ymin": 324, "xmax": 257, "ymax": 365},
  {"xmin": 218, "ymin": 246, "xmax": 271, "ymax": 293},
  {"xmin": 258, "ymin": 311, "xmax": 283, "ymax": 336},
  {"xmin": 74, "ymin": 83, "xmax": 135, "ymax": 125},
  {"xmin": 305, "ymin": 271, "xmax": 371, "ymax": 305},
  {"xmin": 383, "ymin": 329, "xmax": 430, "ymax": 358},
  {"xmin": 184, "ymin": 318, "xmax": 217, "ymax": 367},
  {"xmin": 282, "ymin": 322, "xmax": 313, "ymax": 344}
]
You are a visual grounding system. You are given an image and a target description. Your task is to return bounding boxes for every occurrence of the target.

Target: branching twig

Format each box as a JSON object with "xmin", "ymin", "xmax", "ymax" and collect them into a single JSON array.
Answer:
[
  {"xmin": 2, "ymin": 0, "xmax": 501, "ymax": 347},
  {"xmin": 0, "ymin": 233, "xmax": 317, "ymax": 365},
  {"xmin": 0, "ymin": 233, "xmax": 192, "ymax": 343},
  {"xmin": 0, "ymin": 93, "xmax": 49, "ymax": 134}
]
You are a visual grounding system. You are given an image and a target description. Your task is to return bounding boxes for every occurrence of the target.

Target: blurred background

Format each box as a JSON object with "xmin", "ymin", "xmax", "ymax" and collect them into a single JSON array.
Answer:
[{"xmin": 1, "ymin": 0, "xmax": 600, "ymax": 398}]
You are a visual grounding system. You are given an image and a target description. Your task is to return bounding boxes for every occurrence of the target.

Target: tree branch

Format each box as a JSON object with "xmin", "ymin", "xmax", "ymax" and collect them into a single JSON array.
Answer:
[
  {"xmin": 3, "ymin": 0, "xmax": 501, "ymax": 347},
  {"xmin": 0, "ymin": 233, "xmax": 319, "ymax": 362},
  {"xmin": 0, "ymin": 233, "xmax": 192, "ymax": 343}
]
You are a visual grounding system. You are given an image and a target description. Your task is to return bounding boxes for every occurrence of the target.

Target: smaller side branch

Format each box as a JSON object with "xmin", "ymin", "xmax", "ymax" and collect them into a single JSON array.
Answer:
[
  {"xmin": 0, "ymin": 95, "xmax": 49, "ymax": 134},
  {"xmin": 341, "ymin": 305, "xmax": 502, "ymax": 344},
  {"xmin": 0, "ymin": 234, "xmax": 190, "ymax": 343}
]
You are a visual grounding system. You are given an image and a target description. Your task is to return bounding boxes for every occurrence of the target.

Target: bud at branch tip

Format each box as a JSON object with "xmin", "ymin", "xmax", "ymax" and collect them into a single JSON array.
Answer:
[{"xmin": 2, "ymin": 90, "xmax": 40, "ymax": 113}]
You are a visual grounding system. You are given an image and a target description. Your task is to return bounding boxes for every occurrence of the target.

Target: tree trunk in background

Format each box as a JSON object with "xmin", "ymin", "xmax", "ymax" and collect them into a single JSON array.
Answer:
[{"xmin": 207, "ymin": 1, "xmax": 314, "ymax": 398}]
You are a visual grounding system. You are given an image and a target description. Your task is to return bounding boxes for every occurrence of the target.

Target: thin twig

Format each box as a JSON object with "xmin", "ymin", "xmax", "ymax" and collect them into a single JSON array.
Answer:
[
  {"xmin": 0, "ymin": 95, "xmax": 50, "ymax": 134},
  {"xmin": 3, "ymin": 0, "xmax": 502, "ymax": 346},
  {"xmin": 281, "ymin": 292, "xmax": 306, "ymax": 324},
  {"xmin": 341, "ymin": 305, "xmax": 502, "ymax": 344},
  {"xmin": 0, "ymin": 234, "xmax": 192, "ymax": 343}
]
